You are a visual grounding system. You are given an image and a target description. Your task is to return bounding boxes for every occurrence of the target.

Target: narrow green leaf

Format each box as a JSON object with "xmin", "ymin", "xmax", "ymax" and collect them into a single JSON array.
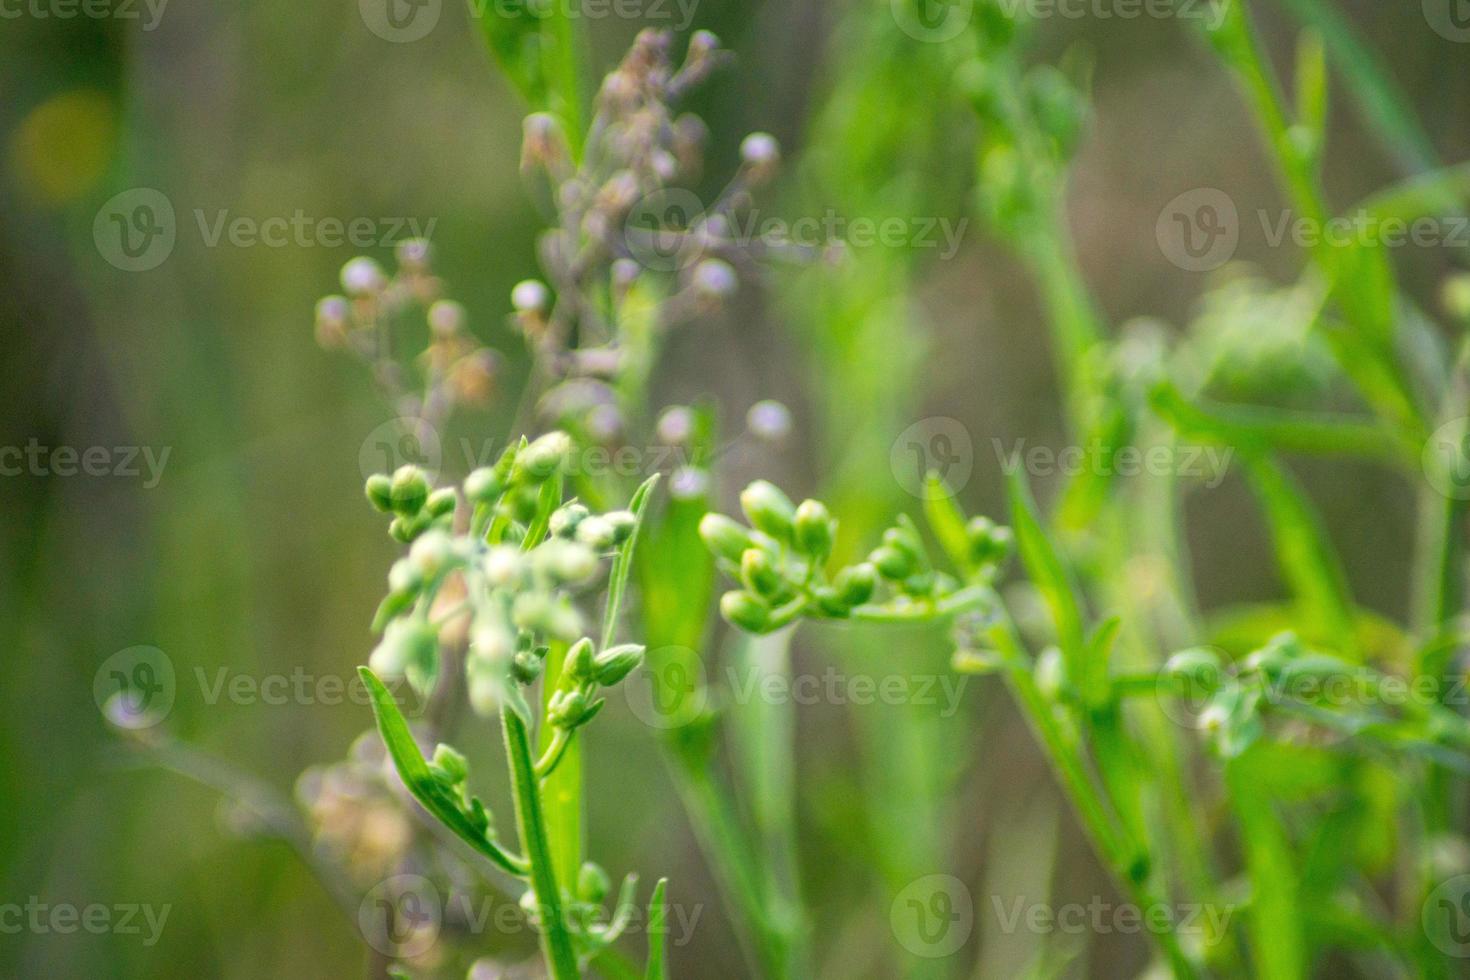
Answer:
[
  {"xmin": 922, "ymin": 470, "xmax": 972, "ymax": 576},
  {"xmin": 1005, "ymin": 468, "xmax": 1094, "ymax": 703},
  {"xmin": 602, "ymin": 474, "xmax": 659, "ymax": 650},
  {"xmin": 645, "ymin": 878, "xmax": 668, "ymax": 980},
  {"xmin": 358, "ymin": 667, "xmax": 528, "ymax": 877}
]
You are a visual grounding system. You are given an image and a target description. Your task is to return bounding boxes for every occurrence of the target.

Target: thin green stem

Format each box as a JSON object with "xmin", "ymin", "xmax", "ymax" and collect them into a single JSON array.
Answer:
[{"xmin": 502, "ymin": 709, "xmax": 580, "ymax": 980}]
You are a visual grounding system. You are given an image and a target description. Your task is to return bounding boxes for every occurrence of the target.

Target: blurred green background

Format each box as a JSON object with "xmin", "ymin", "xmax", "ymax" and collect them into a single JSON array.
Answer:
[{"xmin": 1, "ymin": 1, "xmax": 1467, "ymax": 977}]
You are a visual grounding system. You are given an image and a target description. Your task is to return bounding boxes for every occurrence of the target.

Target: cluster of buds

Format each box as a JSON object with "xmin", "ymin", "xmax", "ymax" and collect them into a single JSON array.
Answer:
[
  {"xmin": 515, "ymin": 29, "xmax": 793, "ymax": 444},
  {"xmin": 315, "ymin": 241, "xmax": 501, "ymax": 425},
  {"xmin": 363, "ymin": 432, "xmax": 645, "ymax": 724},
  {"xmin": 294, "ymin": 732, "xmax": 415, "ymax": 886},
  {"xmin": 701, "ymin": 481, "xmax": 1013, "ymax": 634}
]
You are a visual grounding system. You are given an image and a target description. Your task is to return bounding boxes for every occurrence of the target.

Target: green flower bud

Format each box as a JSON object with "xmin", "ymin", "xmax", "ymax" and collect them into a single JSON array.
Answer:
[
  {"xmin": 431, "ymin": 743, "xmax": 468, "ymax": 784},
  {"xmin": 464, "ymin": 467, "xmax": 503, "ymax": 505},
  {"xmin": 575, "ymin": 516, "xmax": 617, "ymax": 550},
  {"xmin": 365, "ymin": 474, "xmax": 394, "ymax": 512},
  {"xmin": 721, "ymin": 590, "xmax": 772, "ymax": 633},
  {"xmin": 389, "ymin": 465, "xmax": 431, "ymax": 515},
  {"xmin": 793, "ymin": 499, "xmax": 834, "ymax": 559},
  {"xmin": 604, "ymin": 510, "xmax": 637, "ymax": 545},
  {"xmin": 387, "ymin": 557, "xmax": 422, "ymax": 595},
  {"xmin": 1163, "ymin": 648, "xmax": 1223, "ymax": 688},
  {"xmin": 740, "ymin": 480, "xmax": 796, "ymax": 541},
  {"xmin": 409, "ymin": 529, "xmax": 456, "ymax": 579},
  {"xmin": 739, "ymin": 548, "xmax": 784, "ymax": 598},
  {"xmin": 549, "ymin": 502, "xmax": 590, "ymax": 538},
  {"xmin": 966, "ymin": 516, "xmax": 1014, "ymax": 566},
  {"xmin": 483, "ymin": 545, "xmax": 523, "ymax": 587},
  {"xmin": 426, "ymin": 487, "xmax": 457, "ymax": 518},
  {"xmin": 537, "ymin": 539, "xmax": 599, "ymax": 584},
  {"xmin": 565, "ymin": 637, "xmax": 595, "ymax": 683},
  {"xmin": 592, "ymin": 643, "xmax": 644, "ymax": 686},
  {"xmin": 370, "ymin": 618, "xmax": 438, "ymax": 680},
  {"xmin": 834, "ymin": 562, "xmax": 878, "ymax": 606},
  {"xmin": 548, "ymin": 688, "xmax": 590, "ymax": 728},
  {"xmin": 699, "ymin": 513, "xmax": 754, "ymax": 563},
  {"xmin": 518, "ymin": 431, "xmax": 572, "ymax": 483},
  {"xmin": 813, "ymin": 586, "xmax": 850, "ymax": 617},
  {"xmin": 870, "ymin": 545, "xmax": 916, "ymax": 581},
  {"xmin": 576, "ymin": 862, "xmax": 611, "ymax": 905},
  {"xmin": 512, "ymin": 650, "xmax": 543, "ymax": 684}
]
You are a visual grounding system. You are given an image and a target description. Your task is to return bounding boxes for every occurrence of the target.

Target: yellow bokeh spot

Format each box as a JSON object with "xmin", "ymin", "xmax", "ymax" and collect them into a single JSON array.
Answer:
[{"xmin": 10, "ymin": 89, "xmax": 117, "ymax": 205}]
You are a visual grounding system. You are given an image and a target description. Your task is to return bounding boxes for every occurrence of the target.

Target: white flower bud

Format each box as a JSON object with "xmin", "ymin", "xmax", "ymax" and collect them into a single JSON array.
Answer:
[
  {"xmin": 511, "ymin": 279, "xmax": 550, "ymax": 314},
  {"xmin": 340, "ymin": 256, "xmax": 385, "ymax": 297},
  {"xmin": 483, "ymin": 545, "xmax": 523, "ymax": 587},
  {"xmin": 427, "ymin": 299, "xmax": 465, "ymax": 336},
  {"xmin": 746, "ymin": 400, "xmax": 792, "ymax": 441}
]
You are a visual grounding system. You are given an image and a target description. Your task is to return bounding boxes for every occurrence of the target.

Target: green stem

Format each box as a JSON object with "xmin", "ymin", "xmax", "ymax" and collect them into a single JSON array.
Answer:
[
  {"xmin": 538, "ymin": 640, "xmax": 582, "ymax": 898},
  {"xmin": 502, "ymin": 708, "xmax": 580, "ymax": 980}
]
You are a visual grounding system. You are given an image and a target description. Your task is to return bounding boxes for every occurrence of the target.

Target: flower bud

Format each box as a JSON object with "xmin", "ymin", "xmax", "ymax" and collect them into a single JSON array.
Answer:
[
  {"xmin": 365, "ymin": 473, "xmax": 394, "ymax": 512},
  {"xmin": 575, "ymin": 516, "xmax": 616, "ymax": 550},
  {"xmin": 793, "ymin": 499, "xmax": 835, "ymax": 559},
  {"xmin": 482, "ymin": 545, "xmax": 523, "ymax": 587},
  {"xmin": 1163, "ymin": 648, "xmax": 1223, "ymax": 688},
  {"xmin": 739, "ymin": 132, "xmax": 780, "ymax": 184},
  {"xmin": 834, "ymin": 562, "xmax": 878, "ymax": 606},
  {"xmin": 565, "ymin": 637, "xmax": 595, "ymax": 683},
  {"xmin": 870, "ymin": 545, "xmax": 916, "ymax": 581},
  {"xmin": 431, "ymin": 743, "xmax": 467, "ymax": 784},
  {"xmin": 740, "ymin": 548, "xmax": 784, "ymax": 598},
  {"xmin": 464, "ymin": 467, "xmax": 503, "ymax": 505},
  {"xmin": 518, "ymin": 431, "xmax": 572, "ymax": 482},
  {"xmin": 426, "ymin": 487, "xmax": 457, "ymax": 518},
  {"xmin": 966, "ymin": 516, "xmax": 1014, "ymax": 566},
  {"xmin": 577, "ymin": 862, "xmax": 611, "ymax": 905},
  {"xmin": 549, "ymin": 502, "xmax": 589, "ymax": 538},
  {"xmin": 548, "ymin": 688, "xmax": 590, "ymax": 728},
  {"xmin": 592, "ymin": 643, "xmax": 644, "ymax": 686},
  {"xmin": 699, "ymin": 513, "xmax": 754, "ymax": 563},
  {"xmin": 370, "ymin": 618, "xmax": 438, "ymax": 680},
  {"xmin": 746, "ymin": 400, "xmax": 791, "ymax": 442},
  {"xmin": 511, "ymin": 279, "xmax": 550, "ymax": 315},
  {"xmin": 409, "ymin": 529, "xmax": 455, "ymax": 579},
  {"xmin": 692, "ymin": 258, "xmax": 737, "ymax": 301},
  {"xmin": 396, "ymin": 238, "xmax": 432, "ymax": 272},
  {"xmin": 387, "ymin": 557, "xmax": 422, "ymax": 595},
  {"xmin": 740, "ymin": 480, "xmax": 796, "ymax": 541},
  {"xmin": 390, "ymin": 465, "xmax": 431, "ymax": 515},
  {"xmin": 538, "ymin": 539, "xmax": 598, "ymax": 584},
  {"xmin": 427, "ymin": 299, "xmax": 465, "ymax": 337},
  {"xmin": 721, "ymin": 590, "xmax": 771, "ymax": 633},
  {"xmin": 341, "ymin": 256, "xmax": 385, "ymax": 297},
  {"xmin": 604, "ymin": 510, "xmax": 638, "ymax": 545},
  {"xmin": 512, "ymin": 650, "xmax": 543, "ymax": 684},
  {"xmin": 314, "ymin": 295, "xmax": 350, "ymax": 348}
]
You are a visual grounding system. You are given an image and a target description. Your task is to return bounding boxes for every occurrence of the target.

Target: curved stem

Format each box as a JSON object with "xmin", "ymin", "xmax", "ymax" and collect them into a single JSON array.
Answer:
[{"xmin": 502, "ymin": 709, "xmax": 580, "ymax": 979}]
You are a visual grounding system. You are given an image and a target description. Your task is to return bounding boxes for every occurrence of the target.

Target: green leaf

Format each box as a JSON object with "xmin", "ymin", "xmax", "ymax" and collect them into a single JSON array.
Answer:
[
  {"xmin": 922, "ymin": 471, "xmax": 972, "ymax": 576},
  {"xmin": 1005, "ymin": 469, "xmax": 1095, "ymax": 704},
  {"xmin": 645, "ymin": 878, "xmax": 668, "ymax": 980},
  {"xmin": 358, "ymin": 667, "xmax": 528, "ymax": 877},
  {"xmin": 601, "ymin": 474, "xmax": 659, "ymax": 650}
]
